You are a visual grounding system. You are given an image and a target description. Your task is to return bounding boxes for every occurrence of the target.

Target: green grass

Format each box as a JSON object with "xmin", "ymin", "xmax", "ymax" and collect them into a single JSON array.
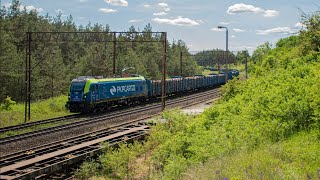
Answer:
[
  {"xmin": 184, "ymin": 130, "xmax": 320, "ymax": 179},
  {"xmin": 0, "ymin": 95, "xmax": 73, "ymax": 128}
]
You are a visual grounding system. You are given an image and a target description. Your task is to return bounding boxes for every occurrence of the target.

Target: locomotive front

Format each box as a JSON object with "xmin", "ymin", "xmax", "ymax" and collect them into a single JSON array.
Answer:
[{"xmin": 66, "ymin": 76, "xmax": 93, "ymax": 112}]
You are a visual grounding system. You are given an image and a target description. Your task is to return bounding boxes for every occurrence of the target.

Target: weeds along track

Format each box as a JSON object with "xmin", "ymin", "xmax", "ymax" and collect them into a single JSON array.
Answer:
[{"xmin": 0, "ymin": 88, "xmax": 220, "ymax": 179}]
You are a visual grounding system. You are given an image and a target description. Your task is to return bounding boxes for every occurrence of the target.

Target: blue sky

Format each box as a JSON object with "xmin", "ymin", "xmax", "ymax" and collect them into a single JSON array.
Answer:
[{"xmin": 1, "ymin": 0, "xmax": 318, "ymax": 52}]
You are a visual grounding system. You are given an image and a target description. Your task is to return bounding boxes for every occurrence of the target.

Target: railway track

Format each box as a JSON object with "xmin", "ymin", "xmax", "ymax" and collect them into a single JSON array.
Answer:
[
  {"xmin": 0, "ymin": 97, "xmax": 157, "ymax": 135},
  {"xmin": 0, "ymin": 86, "xmax": 221, "ymax": 136},
  {"xmin": 0, "ymin": 121, "xmax": 149, "ymax": 179},
  {"xmin": 0, "ymin": 88, "xmax": 220, "ymax": 145},
  {"xmin": 0, "ymin": 114, "xmax": 82, "ymax": 134},
  {"xmin": 0, "ymin": 88, "xmax": 220, "ymax": 179}
]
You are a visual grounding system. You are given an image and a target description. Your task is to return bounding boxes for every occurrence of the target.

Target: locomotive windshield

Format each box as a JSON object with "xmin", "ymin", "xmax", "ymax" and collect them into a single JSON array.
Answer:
[{"xmin": 71, "ymin": 82, "xmax": 85, "ymax": 92}]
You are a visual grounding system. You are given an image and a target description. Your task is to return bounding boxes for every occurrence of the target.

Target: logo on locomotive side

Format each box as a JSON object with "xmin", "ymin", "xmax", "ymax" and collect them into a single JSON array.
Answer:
[
  {"xmin": 110, "ymin": 85, "xmax": 136, "ymax": 95},
  {"xmin": 110, "ymin": 86, "xmax": 117, "ymax": 95}
]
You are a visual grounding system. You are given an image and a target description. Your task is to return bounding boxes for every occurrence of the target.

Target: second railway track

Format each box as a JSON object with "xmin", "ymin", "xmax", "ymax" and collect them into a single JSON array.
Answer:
[{"xmin": 0, "ymin": 122, "xmax": 150, "ymax": 179}]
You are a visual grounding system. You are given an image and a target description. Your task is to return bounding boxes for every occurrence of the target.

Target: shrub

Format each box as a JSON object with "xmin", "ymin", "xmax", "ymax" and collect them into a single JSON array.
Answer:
[
  {"xmin": 74, "ymin": 160, "xmax": 98, "ymax": 179},
  {"xmin": 1, "ymin": 96, "xmax": 16, "ymax": 111}
]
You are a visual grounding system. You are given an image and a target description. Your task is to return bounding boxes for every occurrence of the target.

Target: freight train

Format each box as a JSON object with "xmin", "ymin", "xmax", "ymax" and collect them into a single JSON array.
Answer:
[{"xmin": 66, "ymin": 70, "xmax": 239, "ymax": 113}]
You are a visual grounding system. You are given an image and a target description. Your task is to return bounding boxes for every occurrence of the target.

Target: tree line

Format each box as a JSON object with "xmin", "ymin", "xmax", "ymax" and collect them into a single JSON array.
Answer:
[{"xmin": 0, "ymin": 0, "xmax": 202, "ymax": 102}]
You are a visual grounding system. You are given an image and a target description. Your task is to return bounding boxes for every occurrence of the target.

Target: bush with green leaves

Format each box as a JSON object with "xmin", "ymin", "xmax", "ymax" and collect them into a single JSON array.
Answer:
[
  {"xmin": 0, "ymin": 96, "xmax": 16, "ymax": 111},
  {"xmin": 184, "ymin": 129, "xmax": 320, "ymax": 179},
  {"xmin": 76, "ymin": 10, "xmax": 320, "ymax": 180},
  {"xmin": 141, "ymin": 12, "xmax": 320, "ymax": 177},
  {"xmin": 99, "ymin": 142, "xmax": 145, "ymax": 179},
  {"xmin": 74, "ymin": 160, "xmax": 99, "ymax": 179},
  {"xmin": 145, "ymin": 56, "xmax": 320, "ymax": 178}
]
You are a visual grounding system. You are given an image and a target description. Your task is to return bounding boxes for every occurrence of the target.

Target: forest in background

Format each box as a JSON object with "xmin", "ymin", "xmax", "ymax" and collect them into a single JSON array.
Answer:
[{"xmin": 0, "ymin": 0, "xmax": 212, "ymax": 102}]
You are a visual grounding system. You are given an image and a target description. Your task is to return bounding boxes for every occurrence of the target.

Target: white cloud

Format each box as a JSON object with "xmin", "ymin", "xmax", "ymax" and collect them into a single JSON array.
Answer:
[
  {"xmin": 158, "ymin": 2, "xmax": 170, "ymax": 12},
  {"xmin": 145, "ymin": 2, "xmax": 170, "ymax": 12},
  {"xmin": 263, "ymin": 10, "xmax": 279, "ymax": 17},
  {"xmin": 227, "ymin": 3, "xmax": 262, "ymax": 14},
  {"xmin": 158, "ymin": 3, "xmax": 168, "ymax": 8},
  {"xmin": 256, "ymin": 27, "xmax": 293, "ymax": 35},
  {"xmin": 153, "ymin": 12, "xmax": 167, "ymax": 16},
  {"xmin": 24, "ymin": 5, "xmax": 44, "ymax": 12},
  {"xmin": 233, "ymin": 28, "xmax": 246, "ymax": 32},
  {"xmin": 164, "ymin": 7, "xmax": 171, "ymax": 12},
  {"xmin": 295, "ymin": 22, "xmax": 305, "ymax": 28},
  {"xmin": 104, "ymin": 0, "xmax": 128, "ymax": 7},
  {"xmin": 4, "ymin": 3, "xmax": 44, "ymax": 13},
  {"xmin": 295, "ymin": 22, "xmax": 303, "ymax": 27},
  {"xmin": 227, "ymin": 3, "xmax": 279, "ymax": 18},
  {"xmin": 18, "ymin": 5, "xmax": 44, "ymax": 12},
  {"xmin": 210, "ymin": 27, "xmax": 225, "ymax": 32},
  {"xmin": 98, "ymin": 8, "xmax": 118, "ymax": 13},
  {"xmin": 231, "ymin": 35, "xmax": 236, "ymax": 38},
  {"xmin": 129, "ymin": 19, "xmax": 143, "ymax": 23},
  {"xmin": 79, "ymin": 0, "xmax": 88, "ymax": 2},
  {"xmin": 153, "ymin": 16, "xmax": 202, "ymax": 26}
]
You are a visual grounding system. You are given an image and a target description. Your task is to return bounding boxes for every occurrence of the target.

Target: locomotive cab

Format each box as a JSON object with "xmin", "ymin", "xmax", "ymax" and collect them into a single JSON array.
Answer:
[
  {"xmin": 69, "ymin": 82, "xmax": 85, "ymax": 102},
  {"xmin": 66, "ymin": 76, "xmax": 93, "ymax": 112}
]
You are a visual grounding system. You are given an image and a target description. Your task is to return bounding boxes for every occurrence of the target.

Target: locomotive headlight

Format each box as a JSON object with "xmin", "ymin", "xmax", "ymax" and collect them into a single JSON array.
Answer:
[{"xmin": 68, "ymin": 96, "xmax": 70, "ymax": 100}]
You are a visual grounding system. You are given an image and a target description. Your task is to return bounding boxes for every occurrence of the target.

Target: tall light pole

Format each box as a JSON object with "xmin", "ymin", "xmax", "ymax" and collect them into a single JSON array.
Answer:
[{"xmin": 217, "ymin": 26, "xmax": 228, "ymax": 82}]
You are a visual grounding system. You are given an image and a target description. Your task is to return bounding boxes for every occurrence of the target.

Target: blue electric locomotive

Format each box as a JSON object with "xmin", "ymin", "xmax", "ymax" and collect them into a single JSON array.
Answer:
[
  {"xmin": 66, "ymin": 76, "xmax": 147, "ymax": 112},
  {"xmin": 66, "ymin": 70, "xmax": 238, "ymax": 113}
]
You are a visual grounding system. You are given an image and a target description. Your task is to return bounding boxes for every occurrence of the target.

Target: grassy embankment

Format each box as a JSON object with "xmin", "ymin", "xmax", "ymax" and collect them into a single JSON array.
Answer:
[
  {"xmin": 75, "ymin": 12, "xmax": 320, "ymax": 179},
  {"xmin": 75, "ymin": 57, "xmax": 320, "ymax": 179},
  {"xmin": 185, "ymin": 130, "xmax": 320, "ymax": 179},
  {"xmin": 0, "ymin": 95, "xmax": 72, "ymax": 137}
]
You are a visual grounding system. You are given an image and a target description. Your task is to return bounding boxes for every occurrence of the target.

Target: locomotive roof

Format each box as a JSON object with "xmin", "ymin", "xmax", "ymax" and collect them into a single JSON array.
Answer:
[
  {"xmin": 88, "ymin": 76, "xmax": 145, "ymax": 83},
  {"xmin": 72, "ymin": 76, "xmax": 145, "ymax": 83},
  {"xmin": 81, "ymin": 76, "xmax": 145, "ymax": 94},
  {"xmin": 71, "ymin": 76, "xmax": 95, "ymax": 83}
]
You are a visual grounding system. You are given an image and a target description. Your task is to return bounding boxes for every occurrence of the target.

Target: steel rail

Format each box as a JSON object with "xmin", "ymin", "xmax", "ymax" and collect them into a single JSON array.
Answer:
[
  {"xmin": 0, "ymin": 114, "xmax": 81, "ymax": 134},
  {"xmin": 0, "ymin": 86, "xmax": 220, "ymax": 134},
  {"xmin": 0, "ymin": 124, "xmax": 149, "ymax": 179},
  {"xmin": 0, "ymin": 88, "xmax": 220, "ymax": 144},
  {"xmin": 0, "ymin": 116, "xmax": 151, "ymax": 168},
  {"xmin": 0, "ymin": 97, "xmax": 158, "ymax": 134},
  {"xmin": 0, "ymin": 88, "xmax": 220, "ymax": 164},
  {"xmin": 0, "ymin": 88, "xmax": 220, "ymax": 179}
]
